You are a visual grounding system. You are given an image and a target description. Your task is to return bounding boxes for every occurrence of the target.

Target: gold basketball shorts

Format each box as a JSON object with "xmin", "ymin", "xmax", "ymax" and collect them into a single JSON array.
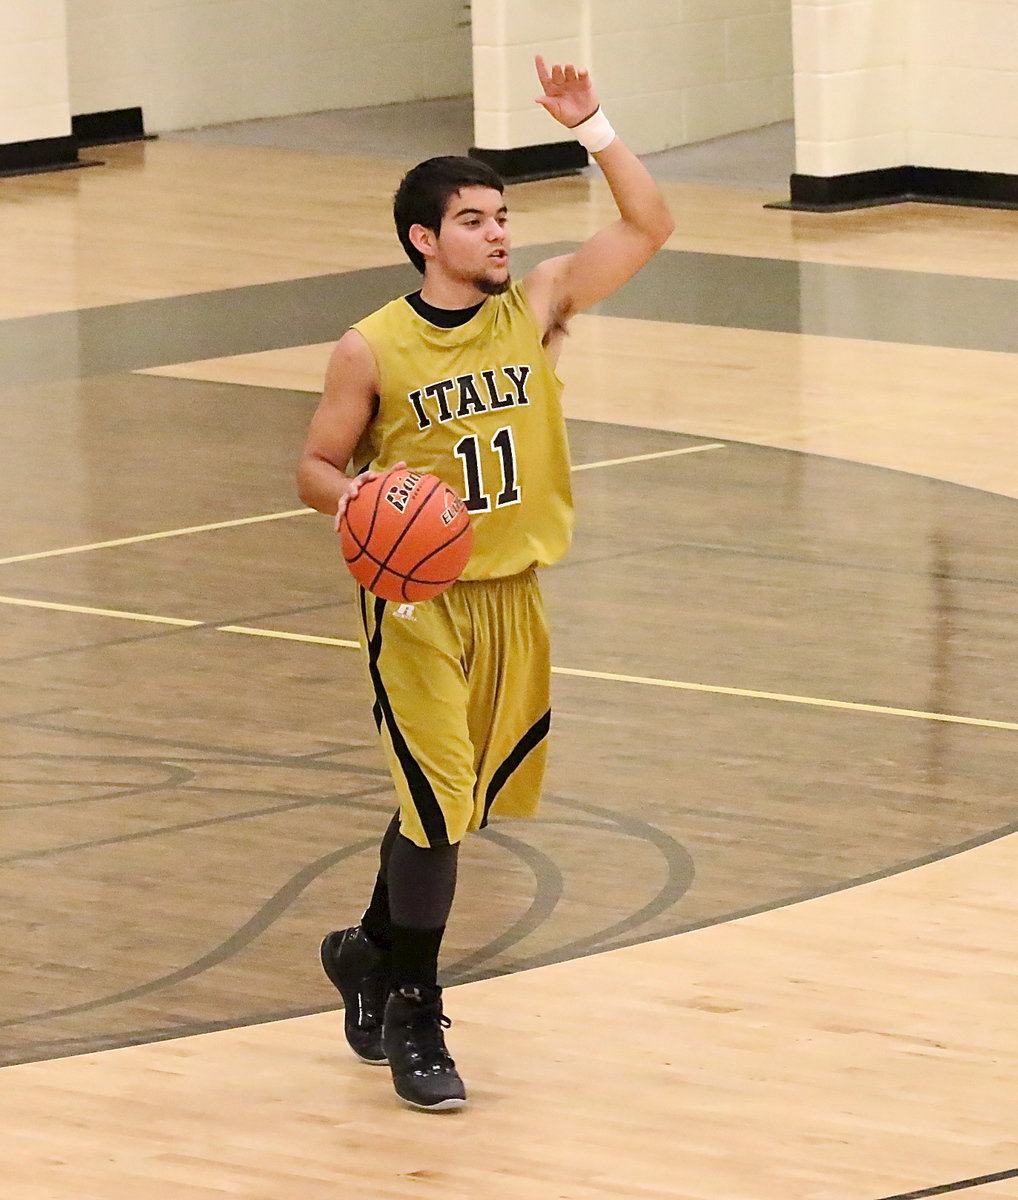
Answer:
[{"xmin": 356, "ymin": 568, "xmax": 551, "ymax": 847}]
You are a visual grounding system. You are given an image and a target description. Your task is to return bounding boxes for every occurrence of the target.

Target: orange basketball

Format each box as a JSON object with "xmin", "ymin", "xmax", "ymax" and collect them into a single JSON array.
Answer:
[{"xmin": 339, "ymin": 468, "xmax": 474, "ymax": 603}]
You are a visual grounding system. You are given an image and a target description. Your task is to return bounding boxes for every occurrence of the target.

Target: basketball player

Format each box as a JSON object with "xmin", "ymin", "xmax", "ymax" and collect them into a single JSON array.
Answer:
[{"xmin": 297, "ymin": 56, "xmax": 673, "ymax": 1112}]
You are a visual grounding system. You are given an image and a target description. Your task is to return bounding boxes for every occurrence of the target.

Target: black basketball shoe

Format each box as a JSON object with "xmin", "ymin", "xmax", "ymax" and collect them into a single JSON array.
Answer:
[
  {"xmin": 382, "ymin": 985, "xmax": 467, "ymax": 1112},
  {"xmin": 320, "ymin": 927, "xmax": 390, "ymax": 1065}
]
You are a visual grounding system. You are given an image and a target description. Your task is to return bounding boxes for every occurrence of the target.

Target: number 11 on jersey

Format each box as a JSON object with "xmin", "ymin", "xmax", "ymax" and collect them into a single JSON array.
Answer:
[{"xmin": 454, "ymin": 426, "xmax": 521, "ymax": 512}]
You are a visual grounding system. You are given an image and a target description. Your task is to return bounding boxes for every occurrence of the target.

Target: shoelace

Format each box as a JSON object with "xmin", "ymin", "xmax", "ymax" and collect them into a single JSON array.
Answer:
[{"xmin": 400, "ymin": 1003, "xmax": 454, "ymax": 1065}]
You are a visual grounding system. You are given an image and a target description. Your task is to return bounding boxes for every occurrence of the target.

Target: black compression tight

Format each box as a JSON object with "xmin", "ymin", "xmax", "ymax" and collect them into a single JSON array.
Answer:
[
  {"xmin": 387, "ymin": 827, "xmax": 459, "ymax": 929},
  {"xmin": 361, "ymin": 811, "xmax": 460, "ymax": 937}
]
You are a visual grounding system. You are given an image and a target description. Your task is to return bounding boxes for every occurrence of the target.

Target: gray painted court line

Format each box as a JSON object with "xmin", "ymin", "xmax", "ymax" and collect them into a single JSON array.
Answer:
[{"xmin": 601, "ymin": 250, "xmax": 1018, "ymax": 353}]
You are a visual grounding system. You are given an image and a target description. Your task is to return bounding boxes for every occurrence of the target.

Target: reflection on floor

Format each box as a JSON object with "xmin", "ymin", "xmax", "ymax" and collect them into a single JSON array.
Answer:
[
  {"xmin": 2, "ymin": 105, "xmax": 1017, "ymax": 1200},
  {"xmin": 167, "ymin": 94, "xmax": 795, "ymax": 189}
]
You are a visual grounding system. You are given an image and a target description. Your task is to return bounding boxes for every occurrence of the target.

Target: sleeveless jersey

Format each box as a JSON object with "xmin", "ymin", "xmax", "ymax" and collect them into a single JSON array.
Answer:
[{"xmin": 351, "ymin": 281, "xmax": 573, "ymax": 580}]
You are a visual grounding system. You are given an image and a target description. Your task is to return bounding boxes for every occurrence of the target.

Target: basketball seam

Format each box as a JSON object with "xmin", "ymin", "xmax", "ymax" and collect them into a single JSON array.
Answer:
[
  {"xmin": 342, "ymin": 522, "xmax": 373, "ymax": 560},
  {"xmin": 399, "ymin": 522, "xmax": 472, "ymax": 598},
  {"xmin": 343, "ymin": 467, "xmax": 393, "ymax": 565},
  {"xmin": 396, "ymin": 487, "xmax": 471, "ymax": 600},
  {"xmin": 400, "ymin": 571, "xmax": 459, "ymax": 602},
  {"xmin": 368, "ymin": 475, "xmax": 445, "ymax": 594},
  {"xmin": 344, "ymin": 471, "xmax": 470, "ymax": 602}
]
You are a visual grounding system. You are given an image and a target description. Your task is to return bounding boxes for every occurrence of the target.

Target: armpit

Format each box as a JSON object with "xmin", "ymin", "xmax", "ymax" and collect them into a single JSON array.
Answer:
[{"xmin": 542, "ymin": 303, "xmax": 572, "ymax": 348}]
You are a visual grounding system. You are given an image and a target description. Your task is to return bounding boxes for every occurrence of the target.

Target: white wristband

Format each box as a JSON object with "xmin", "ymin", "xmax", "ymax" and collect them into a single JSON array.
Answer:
[{"xmin": 569, "ymin": 107, "xmax": 616, "ymax": 154}]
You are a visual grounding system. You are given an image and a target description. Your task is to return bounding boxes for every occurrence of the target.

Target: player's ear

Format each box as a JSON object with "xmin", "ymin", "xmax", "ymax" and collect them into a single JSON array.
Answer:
[{"xmin": 409, "ymin": 223, "xmax": 437, "ymax": 262}]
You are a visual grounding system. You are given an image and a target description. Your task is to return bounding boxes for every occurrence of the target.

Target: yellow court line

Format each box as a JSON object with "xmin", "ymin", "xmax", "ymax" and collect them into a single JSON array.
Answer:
[
  {"xmin": 571, "ymin": 443, "xmax": 725, "ymax": 471},
  {"xmin": 0, "ymin": 595, "xmax": 202, "ymax": 626},
  {"xmin": 218, "ymin": 624, "xmax": 360, "ymax": 649},
  {"xmin": 0, "ymin": 509, "xmax": 315, "ymax": 567},
  {"xmin": 4, "ymin": 593, "xmax": 1016, "ymax": 733},
  {"xmin": 0, "ymin": 445, "xmax": 721, "ymax": 569},
  {"xmin": 550, "ymin": 665, "xmax": 1018, "ymax": 732}
]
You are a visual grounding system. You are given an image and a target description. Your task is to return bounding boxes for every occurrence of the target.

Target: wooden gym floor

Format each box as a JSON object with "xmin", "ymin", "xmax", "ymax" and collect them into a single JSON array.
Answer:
[{"xmin": 0, "ymin": 130, "xmax": 1017, "ymax": 1200}]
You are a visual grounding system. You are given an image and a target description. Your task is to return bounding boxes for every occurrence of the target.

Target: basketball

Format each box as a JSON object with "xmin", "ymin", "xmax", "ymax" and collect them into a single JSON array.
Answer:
[{"xmin": 339, "ymin": 468, "xmax": 474, "ymax": 602}]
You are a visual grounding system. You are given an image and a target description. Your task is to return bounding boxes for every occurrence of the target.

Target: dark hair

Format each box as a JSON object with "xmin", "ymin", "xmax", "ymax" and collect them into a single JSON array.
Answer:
[{"xmin": 393, "ymin": 156, "xmax": 505, "ymax": 274}]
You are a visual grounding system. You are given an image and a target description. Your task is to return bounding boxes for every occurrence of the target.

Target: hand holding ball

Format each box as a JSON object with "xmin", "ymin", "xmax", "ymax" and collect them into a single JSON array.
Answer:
[{"xmin": 339, "ymin": 468, "xmax": 473, "ymax": 602}]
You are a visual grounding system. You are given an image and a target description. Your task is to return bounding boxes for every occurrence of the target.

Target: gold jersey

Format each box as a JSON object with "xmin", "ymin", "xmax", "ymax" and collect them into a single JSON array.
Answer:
[{"xmin": 351, "ymin": 281, "xmax": 573, "ymax": 580}]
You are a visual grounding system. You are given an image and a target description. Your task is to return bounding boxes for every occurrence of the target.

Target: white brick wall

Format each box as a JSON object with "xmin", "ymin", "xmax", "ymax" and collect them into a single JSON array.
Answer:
[
  {"xmin": 910, "ymin": 0, "xmax": 1018, "ymax": 172},
  {"xmin": 470, "ymin": 0, "xmax": 585, "ymax": 151},
  {"xmin": 0, "ymin": 0, "xmax": 71, "ymax": 145},
  {"xmin": 65, "ymin": 0, "xmax": 473, "ymax": 133},
  {"xmin": 792, "ymin": 0, "xmax": 1018, "ymax": 179},
  {"xmin": 792, "ymin": 0, "xmax": 909, "ymax": 177},
  {"xmin": 472, "ymin": 0, "xmax": 794, "ymax": 156},
  {"xmin": 3, "ymin": 0, "xmax": 793, "ymax": 155}
]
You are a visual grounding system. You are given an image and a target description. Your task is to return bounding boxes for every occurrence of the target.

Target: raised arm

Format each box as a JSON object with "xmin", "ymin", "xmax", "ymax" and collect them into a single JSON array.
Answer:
[{"xmin": 524, "ymin": 56, "xmax": 674, "ymax": 334}]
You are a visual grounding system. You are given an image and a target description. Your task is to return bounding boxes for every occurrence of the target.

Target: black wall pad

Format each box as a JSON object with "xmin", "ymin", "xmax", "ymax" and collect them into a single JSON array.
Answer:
[
  {"xmin": 774, "ymin": 165, "xmax": 1018, "ymax": 212},
  {"xmin": 470, "ymin": 140, "xmax": 589, "ymax": 183},
  {"xmin": 0, "ymin": 135, "xmax": 94, "ymax": 179},
  {"xmin": 72, "ymin": 107, "xmax": 155, "ymax": 147}
]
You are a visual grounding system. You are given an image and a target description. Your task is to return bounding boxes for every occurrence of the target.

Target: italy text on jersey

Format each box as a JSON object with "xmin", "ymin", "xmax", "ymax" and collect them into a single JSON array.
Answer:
[{"xmin": 406, "ymin": 365, "xmax": 531, "ymax": 429}]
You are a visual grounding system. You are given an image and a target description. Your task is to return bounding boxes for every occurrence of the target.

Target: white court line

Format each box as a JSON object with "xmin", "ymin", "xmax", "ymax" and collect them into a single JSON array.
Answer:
[
  {"xmin": 0, "ymin": 444, "xmax": 723, "ymax": 568},
  {"xmin": 3, "ymin": 594, "xmax": 1015, "ymax": 733}
]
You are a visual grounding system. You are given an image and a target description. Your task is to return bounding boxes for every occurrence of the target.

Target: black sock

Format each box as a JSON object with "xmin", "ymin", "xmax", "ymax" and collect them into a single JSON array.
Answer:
[
  {"xmin": 389, "ymin": 922, "xmax": 446, "ymax": 992},
  {"xmin": 360, "ymin": 877, "xmax": 392, "ymax": 952},
  {"xmin": 386, "ymin": 833, "xmax": 459, "ymax": 991},
  {"xmin": 360, "ymin": 811, "xmax": 401, "ymax": 951},
  {"xmin": 387, "ymin": 833, "xmax": 458, "ymax": 927}
]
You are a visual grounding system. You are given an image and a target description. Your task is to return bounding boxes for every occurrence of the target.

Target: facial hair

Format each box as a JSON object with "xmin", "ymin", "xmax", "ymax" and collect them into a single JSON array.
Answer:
[{"xmin": 476, "ymin": 274, "xmax": 511, "ymax": 296}]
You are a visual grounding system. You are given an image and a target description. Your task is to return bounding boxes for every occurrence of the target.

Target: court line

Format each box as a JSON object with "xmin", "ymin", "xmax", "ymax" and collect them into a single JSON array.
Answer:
[
  {"xmin": 4, "ymin": 594, "xmax": 1013, "ymax": 733},
  {"xmin": 0, "ymin": 595, "xmax": 202, "ymax": 627},
  {"xmin": 0, "ymin": 509, "xmax": 315, "ymax": 567},
  {"xmin": 571, "ymin": 443, "xmax": 725, "ymax": 471},
  {"xmin": 0, "ymin": 444, "xmax": 723, "ymax": 569},
  {"xmin": 874, "ymin": 1165, "xmax": 1018, "ymax": 1200},
  {"xmin": 218, "ymin": 624, "xmax": 360, "ymax": 650},
  {"xmin": 549, "ymin": 666, "xmax": 1018, "ymax": 732}
]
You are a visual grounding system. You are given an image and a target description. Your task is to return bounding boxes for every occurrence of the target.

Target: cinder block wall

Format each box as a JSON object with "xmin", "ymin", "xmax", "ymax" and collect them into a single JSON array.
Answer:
[
  {"xmin": 0, "ymin": 2, "xmax": 72, "ymax": 145},
  {"xmin": 791, "ymin": 0, "xmax": 909, "ymax": 177},
  {"xmin": 910, "ymin": 0, "xmax": 1018, "ymax": 174},
  {"xmin": 473, "ymin": 0, "xmax": 794, "ymax": 158},
  {"xmin": 65, "ymin": 0, "xmax": 473, "ymax": 132},
  {"xmin": 790, "ymin": 0, "xmax": 1018, "ymax": 202},
  {"xmin": 594, "ymin": 0, "xmax": 795, "ymax": 155}
]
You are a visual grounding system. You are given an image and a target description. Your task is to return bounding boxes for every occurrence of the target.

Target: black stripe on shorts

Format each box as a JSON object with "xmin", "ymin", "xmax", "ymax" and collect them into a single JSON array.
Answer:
[
  {"xmin": 481, "ymin": 708, "xmax": 552, "ymax": 827},
  {"xmin": 358, "ymin": 588, "xmax": 449, "ymax": 846}
]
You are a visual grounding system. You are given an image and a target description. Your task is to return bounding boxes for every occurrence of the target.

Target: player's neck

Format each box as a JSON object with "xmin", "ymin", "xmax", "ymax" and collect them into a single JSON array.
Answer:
[{"xmin": 419, "ymin": 275, "xmax": 490, "ymax": 310}]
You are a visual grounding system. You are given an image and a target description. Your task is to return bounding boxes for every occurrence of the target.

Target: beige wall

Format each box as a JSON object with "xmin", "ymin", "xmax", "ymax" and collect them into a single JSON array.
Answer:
[
  {"xmin": 65, "ymin": 0, "xmax": 473, "ymax": 132},
  {"xmin": 910, "ymin": 0, "xmax": 1018, "ymax": 173},
  {"xmin": 472, "ymin": 0, "xmax": 794, "ymax": 157},
  {"xmin": 8, "ymin": 0, "xmax": 1012, "ymax": 181},
  {"xmin": 792, "ymin": 0, "xmax": 1018, "ymax": 178},
  {"xmin": 594, "ymin": 0, "xmax": 794, "ymax": 153},
  {"xmin": 0, "ymin": 0, "xmax": 71, "ymax": 144}
]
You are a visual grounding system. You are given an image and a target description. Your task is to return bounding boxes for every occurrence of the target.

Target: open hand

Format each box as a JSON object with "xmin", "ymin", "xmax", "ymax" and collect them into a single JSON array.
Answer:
[
  {"xmin": 535, "ymin": 55, "xmax": 599, "ymax": 129},
  {"xmin": 334, "ymin": 462, "xmax": 406, "ymax": 531}
]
